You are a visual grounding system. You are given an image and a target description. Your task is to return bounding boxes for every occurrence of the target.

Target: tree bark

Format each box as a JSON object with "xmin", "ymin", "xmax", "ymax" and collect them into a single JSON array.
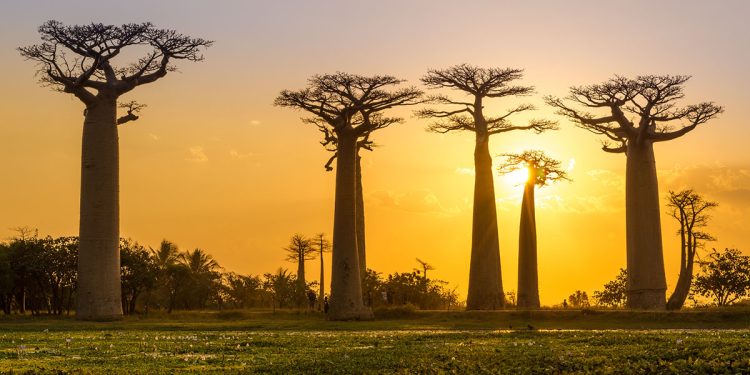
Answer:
[
  {"xmin": 76, "ymin": 97, "xmax": 124, "ymax": 320},
  {"xmin": 625, "ymin": 140, "xmax": 667, "ymax": 309},
  {"xmin": 297, "ymin": 253, "xmax": 306, "ymax": 306},
  {"xmin": 355, "ymin": 152, "xmax": 366, "ymax": 284},
  {"xmin": 328, "ymin": 130, "xmax": 372, "ymax": 320},
  {"xmin": 466, "ymin": 135, "xmax": 505, "ymax": 310},
  {"xmin": 517, "ymin": 177, "xmax": 540, "ymax": 309}
]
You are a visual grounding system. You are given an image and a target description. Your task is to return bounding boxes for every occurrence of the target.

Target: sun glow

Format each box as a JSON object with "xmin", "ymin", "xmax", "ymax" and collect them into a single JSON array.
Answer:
[{"xmin": 503, "ymin": 166, "xmax": 530, "ymax": 186}]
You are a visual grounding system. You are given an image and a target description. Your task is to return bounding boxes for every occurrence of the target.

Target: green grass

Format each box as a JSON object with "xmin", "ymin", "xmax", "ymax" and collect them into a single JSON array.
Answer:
[{"xmin": 2, "ymin": 309, "xmax": 750, "ymax": 373}]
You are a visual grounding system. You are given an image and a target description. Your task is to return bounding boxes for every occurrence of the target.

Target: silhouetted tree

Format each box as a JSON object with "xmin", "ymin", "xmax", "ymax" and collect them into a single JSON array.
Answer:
[
  {"xmin": 313, "ymin": 233, "xmax": 331, "ymax": 310},
  {"xmin": 276, "ymin": 73, "xmax": 423, "ymax": 320},
  {"xmin": 568, "ymin": 290, "xmax": 590, "ymax": 308},
  {"xmin": 283, "ymin": 234, "xmax": 316, "ymax": 307},
  {"xmin": 693, "ymin": 248, "xmax": 750, "ymax": 306},
  {"xmin": 321, "ymin": 133, "xmax": 376, "ymax": 279},
  {"xmin": 418, "ymin": 64, "xmax": 556, "ymax": 310},
  {"xmin": 594, "ymin": 268, "xmax": 628, "ymax": 308},
  {"xmin": 120, "ymin": 238, "xmax": 157, "ymax": 315},
  {"xmin": 19, "ymin": 21, "xmax": 212, "ymax": 320},
  {"xmin": 666, "ymin": 190, "xmax": 718, "ymax": 310},
  {"xmin": 498, "ymin": 151, "xmax": 569, "ymax": 309},
  {"xmin": 178, "ymin": 249, "xmax": 222, "ymax": 309},
  {"xmin": 546, "ymin": 75, "xmax": 722, "ymax": 309},
  {"xmin": 415, "ymin": 258, "xmax": 435, "ymax": 281}
]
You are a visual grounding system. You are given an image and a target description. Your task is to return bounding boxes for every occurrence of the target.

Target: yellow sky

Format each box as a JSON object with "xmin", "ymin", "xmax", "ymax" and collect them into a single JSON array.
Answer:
[{"xmin": 1, "ymin": 0, "xmax": 749, "ymax": 305}]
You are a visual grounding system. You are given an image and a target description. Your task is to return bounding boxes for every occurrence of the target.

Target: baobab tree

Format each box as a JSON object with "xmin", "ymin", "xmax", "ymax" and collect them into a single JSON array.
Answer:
[
  {"xmin": 283, "ymin": 234, "xmax": 316, "ymax": 305},
  {"xmin": 546, "ymin": 75, "xmax": 722, "ymax": 309},
  {"xmin": 312, "ymin": 233, "xmax": 331, "ymax": 310},
  {"xmin": 19, "ymin": 21, "xmax": 211, "ymax": 320},
  {"xmin": 320, "ymin": 129, "xmax": 376, "ymax": 280},
  {"xmin": 666, "ymin": 189, "xmax": 717, "ymax": 310},
  {"xmin": 415, "ymin": 258, "xmax": 435, "ymax": 280},
  {"xmin": 418, "ymin": 64, "xmax": 557, "ymax": 310},
  {"xmin": 275, "ymin": 73, "xmax": 423, "ymax": 320},
  {"xmin": 497, "ymin": 151, "xmax": 569, "ymax": 309}
]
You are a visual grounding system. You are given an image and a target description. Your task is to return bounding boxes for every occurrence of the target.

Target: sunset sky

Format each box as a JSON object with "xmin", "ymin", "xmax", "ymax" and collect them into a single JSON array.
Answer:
[{"xmin": 1, "ymin": 0, "xmax": 748, "ymax": 306}]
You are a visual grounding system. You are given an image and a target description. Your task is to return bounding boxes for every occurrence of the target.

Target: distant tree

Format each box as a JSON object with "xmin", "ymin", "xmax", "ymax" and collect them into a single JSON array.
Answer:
[
  {"xmin": 263, "ymin": 268, "xmax": 299, "ymax": 310},
  {"xmin": 19, "ymin": 21, "xmax": 212, "ymax": 320},
  {"xmin": 120, "ymin": 238, "xmax": 157, "ymax": 315},
  {"xmin": 415, "ymin": 258, "xmax": 435, "ymax": 280},
  {"xmin": 504, "ymin": 291, "xmax": 517, "ymax": 308},
  {"xmin": 0, "ymin": 244, "xmax": 12, "ymax": 314},
  {"xmin": 418, "ymin": 64, "xmax": 557, "ymax": 310},
  {"xmin": 223, "ymin": 273, "xmax": 265, "ymax": 309},
  {"xmin": 312, "ymin": 233, "xmax": 331, "ymax": 310},
  {"xmin": 594, "ymin": 268, "xmax": 628, "ymax": 308},
  {"xmin": 568, "ymin": 290, "xmax": 590, "ymax": 308},
  {"xmin": 497, "ymin": 150, "xmax": 569, "ymax": 309},
  {"xmin": 693, "ymin": 248, "xmax": 750, "ymax": 306},
  {"xmin": 276, "ymin": 73, "xmax": 423, "ymax": 320},
  {"xmin": 178, "ymin": 249, "xmax": 222, "ymax": 309},
  {"xmin": 666, "ymin": 190, "xmax": 718, "ymax": 310},
  {"xmin": 283, "ymin": 234, "xmax": 316, "ymax": 307},
  {"xmin": 546, "ymin": 75, "xmax": 723, "ymax": 309}
]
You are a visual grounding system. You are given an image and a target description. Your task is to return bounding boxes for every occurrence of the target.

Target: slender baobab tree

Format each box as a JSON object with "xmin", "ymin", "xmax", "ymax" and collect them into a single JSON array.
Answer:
[
  {"xmin": 418, "ymin": 64, "xmax": 557, "ymax": 310},
  {"xmin": 320, "ymin": 129, "xmax": 376, "ymax": 280},
  {"xmin": 415, "ymin": 258, "xmax": 435, "ymax": 280},
  {"xmin": 546, "ymin": 75, "xmax": 722, "ymax": 309},
  {"xmin": 666, "ymin": 189, "xmax": 717, "ymax": 310},
  {"xmin": 283, "ymin": 234, "xmax": 316, "ymax": 305},
  {"xmin": 19, "ymin": 21, "xmax": 211, "ymax": 320},
  {"xmin": 497, "ymin": 151, "xmax": 569, "ymax": 309},
  {"xmin": 275, "ymin": 73, "xmax": 423, "ymax": 320},
  {"xmin": 313, "ymin": 233, "xmax": 331, "ymax": 310}
]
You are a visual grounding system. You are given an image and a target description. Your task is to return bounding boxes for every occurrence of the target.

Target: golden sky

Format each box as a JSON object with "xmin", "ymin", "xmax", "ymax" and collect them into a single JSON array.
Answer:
[{"xmin": 1, "ymin": 0, "xmax": 749, "ymax": 305}]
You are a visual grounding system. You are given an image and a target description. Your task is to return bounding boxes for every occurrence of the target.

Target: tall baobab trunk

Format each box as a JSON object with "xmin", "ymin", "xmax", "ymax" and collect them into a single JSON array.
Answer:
[
  {"xmin": 466, "ymin": 135, "xmax": 504, "ymax": 310},
  {"xmin": 517, "ymin": 170, "xmax": 540, "ymax": 309},
  {"xmin": 667, "ymin": 233, "xmax": 697, "ymax": 310},
  {"xmin": 297, "ymin": 253, "xmax": 306, "ymax": 297},
  {"xmin": 355, "ymin": 152, "xmax": 366, "ymax": 281},
  {"xmin": 329, "ymin": 131, "xmax": 372, "ymax": 320},
  {"xmin": 319, "ymin": 246, "xmax": 325, "ymax": 310},
  {"xmin": 625, "ymin": 140, "xmax": 666, "ymax": 309},
  {"xmin": 77, "ymin": 97, "xmax": 124, "ymax": 320}
]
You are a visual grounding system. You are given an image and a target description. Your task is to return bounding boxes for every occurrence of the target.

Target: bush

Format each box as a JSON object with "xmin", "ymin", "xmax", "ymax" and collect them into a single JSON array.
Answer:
[{"xmin": 373, "ymin": 304, "xmax": 417, "ymax": 319}]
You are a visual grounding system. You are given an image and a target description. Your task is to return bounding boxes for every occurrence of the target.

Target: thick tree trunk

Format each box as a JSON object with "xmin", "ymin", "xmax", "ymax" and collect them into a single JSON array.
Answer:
[
  {"xmin": 466, "ymin": 136, "xmax": 504, "ymax": 310},
  {"xmin": 625, "ymin": 140, "xmax": 666, "ymax": 309},
  {"xmin": 328, "ymin": 131, "xmax": 372, "ymax": 320},
  {"xmin": 355, "ymin": 152, "xmax": 366, "ymax": 282},
  {"xmin": 76, "ymin": 98, "xmax": 124, "ymax": 320},
  {"xmin": 517, "ymin": 178, "xmax": 540, "ymax": 309}
]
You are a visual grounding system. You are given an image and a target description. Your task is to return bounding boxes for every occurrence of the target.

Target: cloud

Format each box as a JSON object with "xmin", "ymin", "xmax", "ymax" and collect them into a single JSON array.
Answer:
[
  {"xmin": 661, "ymin": 164, "xmax": 750, "ymax": 209},
  {"xmin": 249, "ymin": 120, "xmax": 261, "ymax": 126},
  {"xmin": 229, "ymin": 149, "xmax": 253, "ymax": 160},
  {"xmin": 148, "ymin": 133, "xmax": 160, "ymax": 141},
  {"xmin": 186, "ymin": 146, "xmax": 208, "ymax": 163},
  {"xmin": 369, "ymin": 190, "xmax": 459, "ymax": 215},
  {"xmin": 455, "ymin": 167, "xmax": 475, "ymax": 176}
]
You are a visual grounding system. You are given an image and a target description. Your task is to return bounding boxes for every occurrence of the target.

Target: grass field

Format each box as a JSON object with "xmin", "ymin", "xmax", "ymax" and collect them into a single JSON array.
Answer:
[{"xmin": 2, "ymin": 309, "xmax": 750, "ymax": 374}]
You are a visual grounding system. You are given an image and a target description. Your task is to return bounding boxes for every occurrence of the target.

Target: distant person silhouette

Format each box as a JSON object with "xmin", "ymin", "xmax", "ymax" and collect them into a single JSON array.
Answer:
[
  {"xmin": 307, "ymin": 290, "xmax": 317, "ymax": 310},
  {"xmin": 324, "ymin": 296, "xmax": 329, "ymax": 314},
  {"xmin": 563, "ymin": 299, "xmax": 568, "ymax": 309}
]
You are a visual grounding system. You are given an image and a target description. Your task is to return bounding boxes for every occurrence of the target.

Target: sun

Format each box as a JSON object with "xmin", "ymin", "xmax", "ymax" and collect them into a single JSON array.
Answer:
[{"xmin": 503, "ymin": 167, "xmax": 530, "ymax": 186}]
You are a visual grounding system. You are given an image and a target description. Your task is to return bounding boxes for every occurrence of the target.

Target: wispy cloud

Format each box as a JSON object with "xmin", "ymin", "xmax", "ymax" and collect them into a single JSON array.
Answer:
[
  {"xmin": 186, "ymin": 146, "xmax": 208, "ymax": 163},
  {"xmin": 148, "ymin": 133, "xmax": 160, "ymax": 141},
  {"xmin": 455, "ymin": 167, "xmax": 475, "ymax": 176},
  {"xmin": 229, "ymin": 149, "xmax": 253, "ymax": 160}
]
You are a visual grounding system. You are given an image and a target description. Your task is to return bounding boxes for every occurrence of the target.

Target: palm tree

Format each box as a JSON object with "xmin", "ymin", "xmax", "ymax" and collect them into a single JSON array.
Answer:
[{"xmin": 178, "ymin": 249, "xmax": 221, "ymax": 309}]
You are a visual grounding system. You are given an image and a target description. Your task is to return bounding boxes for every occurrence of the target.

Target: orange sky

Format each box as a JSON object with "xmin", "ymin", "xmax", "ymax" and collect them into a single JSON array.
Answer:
[{"xmin": 1, "ymin": 0, "xmax": 749, "ymax": 305}]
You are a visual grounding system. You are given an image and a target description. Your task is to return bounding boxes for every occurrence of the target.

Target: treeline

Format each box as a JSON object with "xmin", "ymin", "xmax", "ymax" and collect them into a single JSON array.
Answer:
[{"xmin": 0, "ymin": 232, "xmax": 460, "ymax": 315}]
